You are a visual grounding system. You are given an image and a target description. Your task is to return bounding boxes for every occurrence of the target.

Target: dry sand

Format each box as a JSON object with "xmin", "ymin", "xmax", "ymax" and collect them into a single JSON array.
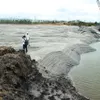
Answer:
[
  {"xmin": 36, "ymin": 25, "xmax": 100, "ymax": 77},
  {"xmin": 0, "ymin": 24, "xmax": 99, "ymax": 77}
]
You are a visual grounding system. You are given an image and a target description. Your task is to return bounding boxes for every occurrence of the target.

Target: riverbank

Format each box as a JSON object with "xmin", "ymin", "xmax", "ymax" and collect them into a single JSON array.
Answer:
[
  {"xmin": 35, "ymin": 25, "xmax": 100, "ymax": 99},
  {"xmin": 0, "ymin": 25, "xmax": 100, "ymax": 100},
  {"xmin": 0, "ymin": 46, "xmax": 89, "ymax": 100},
  {"xmin": 69, "ymin": 42, "xmax": 100, "ymax": 100},
  {"xmin": 37, "ymin": 26, "xmax": 100, "ymax": 77}
]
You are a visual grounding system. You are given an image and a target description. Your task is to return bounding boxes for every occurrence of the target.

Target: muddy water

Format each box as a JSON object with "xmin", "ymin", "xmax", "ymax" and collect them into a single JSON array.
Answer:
[{"xmin": 69, "ymin": 42, "xmax": 100, "ymax": 100}]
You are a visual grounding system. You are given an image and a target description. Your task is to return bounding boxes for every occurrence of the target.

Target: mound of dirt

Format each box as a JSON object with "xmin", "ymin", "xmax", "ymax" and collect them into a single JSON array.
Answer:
[
  {"xmin": 0, "ymin": 46, "xmax": 33, "ymax": 100},
  {"xmin": 0, "ymin": 46, "xmax": 89, "ymax": 100}
]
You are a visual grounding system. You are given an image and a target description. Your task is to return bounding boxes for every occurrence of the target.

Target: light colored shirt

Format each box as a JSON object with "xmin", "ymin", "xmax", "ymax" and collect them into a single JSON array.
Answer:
[
  {"xmin": 26, "ymin": 34, "xmax": 30, "ymax": 40},
  {"xmin": 22, "ymin": 37, "xmax": 26, "ymax": 45}
]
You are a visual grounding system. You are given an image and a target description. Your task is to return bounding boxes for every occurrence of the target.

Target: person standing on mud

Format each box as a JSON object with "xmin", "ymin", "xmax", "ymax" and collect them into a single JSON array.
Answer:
[
  {"xmin": 22, "ymin": 35, "xmax": 28, "ymax": 53},
  {"xmin": 26, "ymin": 32, "xmax": 30, "ymax": 46}
]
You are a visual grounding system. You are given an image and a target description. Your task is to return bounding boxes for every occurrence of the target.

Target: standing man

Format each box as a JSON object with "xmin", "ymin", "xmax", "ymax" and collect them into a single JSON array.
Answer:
[
  {"xmin": 26, "ymin": 32, "xmax": 30, "ymax": 46},
  {"xmin": 22, "ymin": 35, "xmax": 28, "ymax": 53}
]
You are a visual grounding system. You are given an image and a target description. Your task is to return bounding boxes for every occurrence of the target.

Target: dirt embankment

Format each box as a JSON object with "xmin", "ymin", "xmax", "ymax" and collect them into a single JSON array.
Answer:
[
  {"xmin": 0, "ymin": 46, "xmax": 89, "ymax": 100},
  {"xmin": 37, "ymin": 26, "xmax": 100, "ymax": 77},
  {"xmin": 0, "ymin": 46, "xmax": 33, "ymax": 100}
]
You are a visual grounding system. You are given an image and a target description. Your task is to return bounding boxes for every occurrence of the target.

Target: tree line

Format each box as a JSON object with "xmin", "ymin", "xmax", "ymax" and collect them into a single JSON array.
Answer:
[{"xmin": 0, "ymin": 19, "xmax": 99, "ymax": 26}]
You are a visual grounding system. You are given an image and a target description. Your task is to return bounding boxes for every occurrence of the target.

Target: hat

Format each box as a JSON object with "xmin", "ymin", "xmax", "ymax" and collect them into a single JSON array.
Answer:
[{"xmin": 22, "ymin": 35, "xmax": 26, "ymax": 38}]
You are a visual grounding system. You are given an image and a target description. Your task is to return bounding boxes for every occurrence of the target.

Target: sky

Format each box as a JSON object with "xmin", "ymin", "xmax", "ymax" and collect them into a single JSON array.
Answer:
[{"xmin": 0, "ymin": 0, "xmax": 100, "ymax": 22}]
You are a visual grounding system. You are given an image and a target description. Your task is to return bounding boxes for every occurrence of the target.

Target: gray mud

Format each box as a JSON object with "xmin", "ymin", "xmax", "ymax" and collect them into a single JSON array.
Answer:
[{"xmin": 0, "ymin": 24, "xmax": 100, "ymax": 100}]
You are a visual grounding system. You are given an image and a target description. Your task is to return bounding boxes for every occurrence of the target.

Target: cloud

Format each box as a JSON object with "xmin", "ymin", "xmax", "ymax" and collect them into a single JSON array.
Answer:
[
  {"xmin": 57, "ymin": 8, "xmax": 68, "ymax": 13},
  {"xmin": 0, "ymin": 0, "xmax": 99, "ymax": 21}
]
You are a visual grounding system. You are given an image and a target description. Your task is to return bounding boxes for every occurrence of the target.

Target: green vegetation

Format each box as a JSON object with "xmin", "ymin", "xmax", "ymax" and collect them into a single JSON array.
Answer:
[
  {"xmin": 0, "ymin": 18, "xmax": 99, "ymax": 26},
  {"xmin": 0, "ymin": 19, "xmax": 32, "ymax": 24},
  {"xmin": 67, "ymin": 20, "xmax": 99, "ymax": 26}
]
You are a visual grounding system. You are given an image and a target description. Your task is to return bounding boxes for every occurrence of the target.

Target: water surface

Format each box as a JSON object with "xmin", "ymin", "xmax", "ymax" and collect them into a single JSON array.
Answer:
[{"xmin": 69, "ymin": 42, "xmax": 100, "ymax": 100}]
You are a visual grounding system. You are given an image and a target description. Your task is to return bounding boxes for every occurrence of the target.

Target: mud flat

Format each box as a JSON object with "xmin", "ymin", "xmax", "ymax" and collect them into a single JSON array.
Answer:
[
  {"xmin": 0, "ymin": 46, "xmax": 90, "ymax": 100},
  {"xmin": 36, "ymin": 25, "xmax": 100, "ymax": 100},
  {"xmin": 37, "ymin": 26, "xmax": 100, "ymax": 77},
  {"xmin": 0, "ymin": 25, "xmax": 100, "ymax": 100}
]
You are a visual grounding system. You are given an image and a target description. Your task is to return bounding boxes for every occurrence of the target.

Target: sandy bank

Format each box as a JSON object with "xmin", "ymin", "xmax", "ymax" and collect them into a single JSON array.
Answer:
[
  {"xmin": 0, "ymin": 46, "xmax": 89, "ymax": 100},
  {"xmin": 37, "ymin": 26, "xmax": 100, "ymax": 77},
  {"xmin": 0, "ymin": 25, "xmax": 99, "ymax": 100}
]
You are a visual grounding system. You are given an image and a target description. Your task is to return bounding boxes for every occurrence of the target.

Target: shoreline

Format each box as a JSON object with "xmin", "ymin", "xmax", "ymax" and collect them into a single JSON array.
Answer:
[
  {"xmin": 0, "ymin": 24, "xmax": 100, "ymax": 99},
  {"xmin": 69, "ymin": 41, "xmax": 100, "ymax": 100},
  {"xmin": 36, "ymin": 26, "xmax": 100, "ymax": 99},
  {"xmin": 0, "ymin": 46, "xmax": 90, "ymax": 100}
]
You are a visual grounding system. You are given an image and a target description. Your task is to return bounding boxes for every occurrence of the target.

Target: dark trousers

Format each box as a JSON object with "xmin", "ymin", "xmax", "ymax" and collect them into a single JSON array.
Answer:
[
  {"xmin": 23, "ymin": 44, "xmax": 28, "ymax": 53},
  {"xmin": 27, "ymin": 40, "xmax": 29, "ymax": 46}
]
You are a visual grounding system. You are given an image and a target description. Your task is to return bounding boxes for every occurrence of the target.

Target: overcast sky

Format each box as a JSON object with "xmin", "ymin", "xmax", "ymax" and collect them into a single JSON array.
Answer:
[{"xmin": 0, "ymin": 0, "xmax": 100, "ymax": 22}]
